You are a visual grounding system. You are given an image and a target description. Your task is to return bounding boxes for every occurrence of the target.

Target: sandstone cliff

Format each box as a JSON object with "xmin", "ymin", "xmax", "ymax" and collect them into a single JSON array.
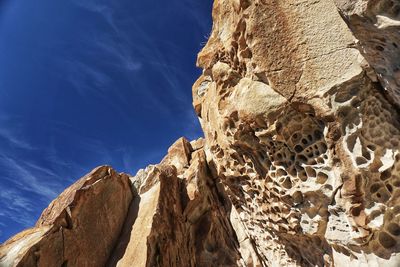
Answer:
[{"xmin": 2, "ymin": 0, "xmax": 400, "ymax": 266}]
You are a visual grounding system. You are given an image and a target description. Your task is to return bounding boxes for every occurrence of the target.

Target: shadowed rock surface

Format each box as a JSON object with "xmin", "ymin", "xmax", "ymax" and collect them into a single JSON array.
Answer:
[{"xmin": 2, "ymin": 0, "xmax": 400, "ymax": 266}]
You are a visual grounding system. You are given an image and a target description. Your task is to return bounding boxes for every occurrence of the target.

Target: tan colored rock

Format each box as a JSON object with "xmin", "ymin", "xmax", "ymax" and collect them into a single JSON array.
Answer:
[
  {"xmin": 2, "ymin": 0, "xmax": 400, "ymax": 266},
  {"xmin": 194, "ymin": 0, "xmax": 400, "ymax": 265},
  {"xmin": 190, "ymin": 137, "xmax": 204, "ymax": 151},
  {"xmin": 108, "ymin": 180, "xmax": 160, "ymax": 267},
  {"xmin": 334, "ymin": 0, "xmax": 400, "ymax": 108},
  {"xmin": 160, "ymin": 137, "xmax": 193, "ymax": 175},
  {"xmin": 105, "ymin": 138, "xmax": 257, "ymax": 267}
]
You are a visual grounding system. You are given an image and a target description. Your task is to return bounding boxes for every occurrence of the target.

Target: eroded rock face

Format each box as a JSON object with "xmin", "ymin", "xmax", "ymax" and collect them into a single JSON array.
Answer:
[
  {"xmin": 334, "ymin": 0, "xmax": 400, "ymax": 107},
  {"xmin": 0, "ymin": 166, "xmax": 133, "ymax": 267},
  {"xmin": 2, "ymin": 0, "xmax": 400, "ymax": 266},
  {"xmin": 108, "ymin": 138, "xmax": 255, "ymax": 267},
  {"xmin": 192, "ymin": 0, "xmax": 400, "ymax": 265}
]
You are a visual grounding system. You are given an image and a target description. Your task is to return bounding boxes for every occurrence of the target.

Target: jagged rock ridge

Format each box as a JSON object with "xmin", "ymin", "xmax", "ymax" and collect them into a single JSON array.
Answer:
[{"xmin": 1, "ymin": 0, "xmax": 400, "ymax": 266}]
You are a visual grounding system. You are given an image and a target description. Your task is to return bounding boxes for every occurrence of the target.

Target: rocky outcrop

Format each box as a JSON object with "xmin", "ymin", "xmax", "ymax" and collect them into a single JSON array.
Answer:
[
  {"xmin": 108, "ymin": 137, "xmax": 258, "ymax": 266},
  {"xmin": 2, "ymin": 0, "xmax": 400, "ymax": 266},
  {"xmin": 0, "ymin": 166, "xmax": 133, "ymax": 267},
  {"xmin": 334, "ymin": 0, "xmax": 400, "ymax": 107},
  {"xmin": 192, "ymin": 0, "xmax": 400, "ymax": 265}
]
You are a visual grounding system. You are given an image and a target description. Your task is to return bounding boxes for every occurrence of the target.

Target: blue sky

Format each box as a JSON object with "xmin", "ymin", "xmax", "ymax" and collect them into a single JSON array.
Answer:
[{"xmin": 0, "ymin": 0, "xmax": 212, "ymax": 242}]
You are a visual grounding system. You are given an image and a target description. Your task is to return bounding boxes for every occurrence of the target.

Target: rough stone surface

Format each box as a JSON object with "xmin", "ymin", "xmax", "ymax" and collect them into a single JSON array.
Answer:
[
  {"xmin": 192, "ymin": 0, "xmax": 400, "ymax": 265},
  {"xmin": 2, "ymin": 0, "xmax": 400, "ymax": 266},
  {"xmin": 108, "ymin": 139, "xmax": 252, "ymax": 267},
  {"xmin": 334, "ymin": 0, "xmax": 400, "ymax": 108},
  {"xmin": 0, "ymin": 166, "xmax": 133, "ymax": 267}
]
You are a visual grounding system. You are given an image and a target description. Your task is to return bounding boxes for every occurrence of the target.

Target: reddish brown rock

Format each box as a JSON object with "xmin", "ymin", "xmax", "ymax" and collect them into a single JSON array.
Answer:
[{"xmin": 0, "ymin": 166, "xmax": 133, "ymax": 267}]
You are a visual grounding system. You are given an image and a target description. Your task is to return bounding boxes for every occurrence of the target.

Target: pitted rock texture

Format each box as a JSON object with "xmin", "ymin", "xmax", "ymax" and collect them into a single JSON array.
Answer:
[
  {"xmin": 192, "ymin": 0, "xmax": 400, "ymax": 265},
  {"xmin": 334, "ymin": 0, "xmax": 400, "ymax": 108},
  {"xmin": 2, "ymin": 0, "xmax": 400, "ymax": 266}
]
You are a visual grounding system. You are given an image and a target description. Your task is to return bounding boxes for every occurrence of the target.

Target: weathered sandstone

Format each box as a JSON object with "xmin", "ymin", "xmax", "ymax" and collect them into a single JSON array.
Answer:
[
  {"xmin": 2, "ymin": 0, "xmax": 400, "ymax": 266},
  {"xmin": 191, "ymin": 0, "xmax": 400, "ymax": 265},
  {"xmin": 0, "ymin": 166, "xmax": 132, "ymax": 267}
]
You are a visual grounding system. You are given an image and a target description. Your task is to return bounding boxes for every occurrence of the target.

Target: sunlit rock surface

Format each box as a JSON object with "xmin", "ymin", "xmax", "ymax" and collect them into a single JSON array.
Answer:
[
  {"xmin": 2, "ymin": 0, "xmax": 400, "ymax": 266},
  {"xmin": 0, "ymin": 166, "xmax": 132, "ymax": 267}
]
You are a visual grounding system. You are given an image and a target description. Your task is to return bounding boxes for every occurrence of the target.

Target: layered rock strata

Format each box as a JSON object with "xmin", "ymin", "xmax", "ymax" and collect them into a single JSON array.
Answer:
[{"xmin": 2, "ymin": 0, "xmax": 400, "ymax": 266}]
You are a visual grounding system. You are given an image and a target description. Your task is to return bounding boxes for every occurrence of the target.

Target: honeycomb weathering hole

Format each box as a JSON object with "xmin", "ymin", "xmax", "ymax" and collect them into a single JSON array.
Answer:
[
  {"xmin": 378, "ymin": 231, "xmax": 397, "ymax": 249},
  {"xmin": 387, "ymin": 223, "xmax": 400, "ymax": 236}
]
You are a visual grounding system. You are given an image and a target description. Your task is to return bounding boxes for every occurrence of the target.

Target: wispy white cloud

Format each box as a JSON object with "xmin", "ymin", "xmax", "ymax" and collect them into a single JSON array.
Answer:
[
  {"xmin": 90, "ymin": 35, "xmax": 143, "ymax": 73},
  {"xmin": 0, "ymin": 116, "xmax": 34, "ymax": 150},
  {"xmin": 0, "ymin": 155, "xmax": 62, "ymax": 200},
  {"xmin": 0, "ymin": 127, "xmax": 34, "ymax": 150},
  {"xmin": 63, "ymin": 60, "xmax": 112, "ymax": 96},
  {"xmin": 69, "ymin": 0, "xmax": 143, "ymax": 72},
  {"xmin": 76, "ymin": 1, "xmax": 119, "ymax": 34},
  {"xmin": 183, "ymin": 0, "xmax": 213, "ymax": 40},
  {"xmin": 70, "ymin": 1, "xmax": 114, "ymax": 25},
  {"xmin": 61, "ymin": 2, "xmax": 144, "ymax": 121},
  {"xmin": 0, "ymin": 116, "xmax": 75, "ymax": 232},
  {"xmin": 0, "ymin": 116, "xmax": 61, "ymax": 228},
  {"xmin": 71, "ymin": 2, "xmax": 201, "ymax": 114},
  {"xmin": 0, "ymin": 189, "xmax": 34, "ymax": 213},
  {"xmin": 24, "ymin": 161, "xmax": 57, "ymax": 178},
  {"xmin": 0, "ymin": 188, "xmax": 37, "ymax": 227},
  {"xmin": 67, "ymin": 0, "xmax": 197, "ymax": 123},
  {"xmin": 126, "ymin": 61, "xmax": 142, "ymax": 71},
  {"xmin": 0, "ymin": 151, "xmax": 74, "ymax": 230}
]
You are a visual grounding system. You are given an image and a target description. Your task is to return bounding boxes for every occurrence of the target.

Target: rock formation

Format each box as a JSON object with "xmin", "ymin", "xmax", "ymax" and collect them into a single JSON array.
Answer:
[
  {"xmin": 1, "ymin": 0, "xmax": 400, "ymax": 266},
  {"xmin": 0, "ymin": 167, "xmax": 133, "ymax": 266}
]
